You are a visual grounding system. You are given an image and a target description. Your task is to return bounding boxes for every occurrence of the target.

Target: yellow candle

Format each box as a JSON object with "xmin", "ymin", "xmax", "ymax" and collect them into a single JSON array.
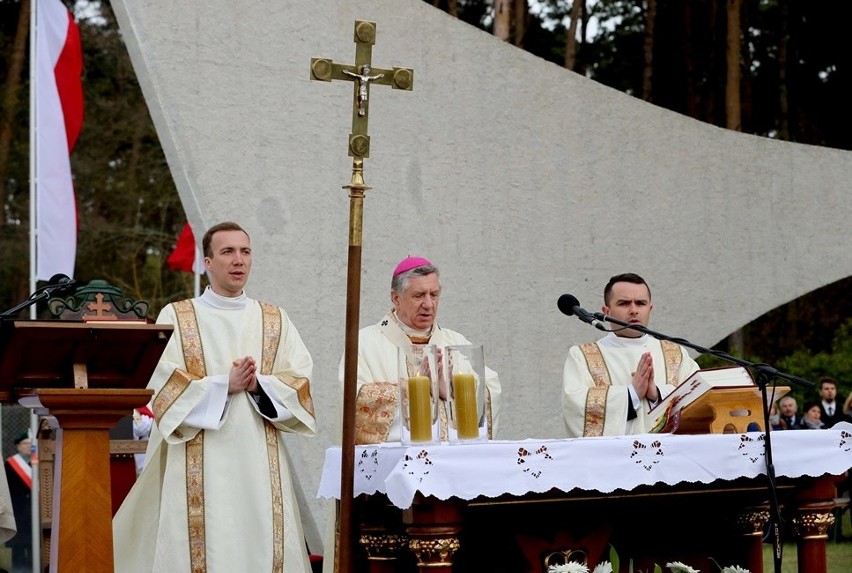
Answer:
[
  {"xmin": 453, "ymin": 373, "xmax": 479, "ymax": 440},
  {"xmin": 408, "ymin": 375, "xmax": 433, "ymax": 442}
]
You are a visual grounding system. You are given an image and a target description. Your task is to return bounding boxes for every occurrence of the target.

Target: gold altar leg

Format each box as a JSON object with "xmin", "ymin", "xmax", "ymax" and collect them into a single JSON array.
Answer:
[
  {"xmin": 735, "ymin": 506, "xmax": 770, "ymax": 573},
  {"xmin": 356, "ymin": 494, "xmax": 409, "ymax": 573},
  {"xmin": 403, "ymin": 496, "xmax": 462, "ymax": 572},
  {"xmin": 791, "ymin": 475, "xmax": 836, "ymax": 573},
  {"xmin": 359, "ymin": 531, "xmax": 407, "ymax": 573}
]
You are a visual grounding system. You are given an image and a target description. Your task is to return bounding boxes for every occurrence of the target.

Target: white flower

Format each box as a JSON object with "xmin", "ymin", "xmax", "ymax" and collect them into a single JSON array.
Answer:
[
  {"xmin": 720, "ymin": 567, "xmax": 750, "ymax": 573},
  {"xmin": 592, "ymin": 562, "xmax": 614, "ymax": 573},
  {"xmin": 666, "ymin": 562, "xmax": 700, "ymax": 573},
  {"xmin": 547, "ymin": 563, "xmax": 589, "ymax": 573}
]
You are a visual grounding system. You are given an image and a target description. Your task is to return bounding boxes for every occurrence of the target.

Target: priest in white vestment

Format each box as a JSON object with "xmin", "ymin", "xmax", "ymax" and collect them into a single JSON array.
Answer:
[
  {"xmin": 113, "ymin": 222, "xmax": 316, "ymax": 573},
  {"xmin": 563, "ymin": 273, "xmax": 699, "ymax": 437},
  {"xmin": 342, "ymin": 256, "xmax": 501, "ymax": 444},
  {"xmin": 323, "ymin": 257, "xmax": 502, "ymax": 573}
]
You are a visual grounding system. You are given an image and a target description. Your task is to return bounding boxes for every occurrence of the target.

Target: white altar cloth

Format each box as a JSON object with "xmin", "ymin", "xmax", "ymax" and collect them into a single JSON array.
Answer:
[{"xmin": 318, "ymin": 424, "xmax": 852, "ymax": 509}]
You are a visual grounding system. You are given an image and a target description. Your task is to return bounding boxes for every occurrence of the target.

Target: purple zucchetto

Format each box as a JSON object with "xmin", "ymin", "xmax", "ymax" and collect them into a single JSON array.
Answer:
[{"xmin": 392, "ymin": 256, "xmax": 432, "ymax": 277}]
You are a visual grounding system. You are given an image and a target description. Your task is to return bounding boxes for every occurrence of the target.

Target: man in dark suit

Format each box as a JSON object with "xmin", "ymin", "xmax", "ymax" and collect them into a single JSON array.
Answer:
[
  {"xmin": 778, "ymin": 395, "xmax": 801, "ymax": 429},
  {"xmin": 4, "ymin": 433, "xmax": 32, "ymax": 573},
  {"xmin": 818, "ymin": 377, "xmax": 847, "ymax": 428}
]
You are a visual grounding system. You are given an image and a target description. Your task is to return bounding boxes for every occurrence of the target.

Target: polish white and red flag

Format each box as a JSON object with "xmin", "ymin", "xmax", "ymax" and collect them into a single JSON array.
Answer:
[
  {"xmin": 35, "ymin": 0, "xmax": 84, "ymax": 280},
  {"xmin": 166, "ymin": 222, "xmax": 206, "ymax": 274}
]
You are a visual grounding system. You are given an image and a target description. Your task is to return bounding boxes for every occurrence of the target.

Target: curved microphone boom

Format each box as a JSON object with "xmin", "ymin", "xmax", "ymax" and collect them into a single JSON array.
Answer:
[
  {"xmin": 39, "ymin": 273, "xmax": 77, "ymax": 296},
  {"xmin": 557, "ymin": 294, "xmax": 606, "ymax": 330},
  {"xmin": 1, "ymin": 274, "xmax": 77, "ymax": 318}
]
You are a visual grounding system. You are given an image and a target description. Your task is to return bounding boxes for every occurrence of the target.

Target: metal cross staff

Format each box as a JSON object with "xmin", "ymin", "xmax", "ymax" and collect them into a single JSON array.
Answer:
[{"xmin": 310, "ymin": 19, "xmax": 413, "ymax": 573}]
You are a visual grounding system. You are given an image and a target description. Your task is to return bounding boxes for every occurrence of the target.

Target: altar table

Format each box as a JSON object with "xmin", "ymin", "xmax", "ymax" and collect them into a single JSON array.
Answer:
[{"xmin": 319, "ymin": 426, "xmax": 852, "ymax": 572}]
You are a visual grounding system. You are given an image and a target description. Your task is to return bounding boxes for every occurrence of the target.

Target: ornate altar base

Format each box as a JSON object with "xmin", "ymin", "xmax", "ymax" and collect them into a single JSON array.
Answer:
[{"xmin": 319, "ymin": 427, "xmax": 852, "ymax": 572}]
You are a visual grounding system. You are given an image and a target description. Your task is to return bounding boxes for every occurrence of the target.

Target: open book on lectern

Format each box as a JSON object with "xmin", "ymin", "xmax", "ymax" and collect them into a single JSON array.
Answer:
[{"xmin": 648, "ymin": 366, "xmax": 755, "ymax": 428}]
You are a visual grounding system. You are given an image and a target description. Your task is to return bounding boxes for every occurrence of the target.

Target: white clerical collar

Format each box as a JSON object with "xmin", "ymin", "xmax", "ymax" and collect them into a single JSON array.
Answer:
[
  {"xmin": 196, "ymin": 285, "xmax": 248, "ymax": 310},
  {"xmin": 391, "ymin": 310, "xmax": 433, "ymax": 339},
  {"xmin": 598, "ymin": 332, "xmax": 652, "ymax": 349}
]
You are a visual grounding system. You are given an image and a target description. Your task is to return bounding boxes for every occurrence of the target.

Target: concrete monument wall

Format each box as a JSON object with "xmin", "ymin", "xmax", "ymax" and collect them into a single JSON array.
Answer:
[{"xmin": 111, "ymin": 0, "xmax": 852, "ymax": 549}]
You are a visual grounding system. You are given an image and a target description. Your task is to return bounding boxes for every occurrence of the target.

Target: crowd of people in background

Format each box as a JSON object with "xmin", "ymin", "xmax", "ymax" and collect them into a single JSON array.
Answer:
[{"xmin": 772, "ymin": 377, "xmax": 852, "ymax": 430}]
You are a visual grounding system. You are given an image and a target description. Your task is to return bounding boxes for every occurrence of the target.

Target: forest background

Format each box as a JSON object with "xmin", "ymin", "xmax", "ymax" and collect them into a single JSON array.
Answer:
[{"xmin": 0, "ymin": 0, "xmax": 850, "ymax": 409}]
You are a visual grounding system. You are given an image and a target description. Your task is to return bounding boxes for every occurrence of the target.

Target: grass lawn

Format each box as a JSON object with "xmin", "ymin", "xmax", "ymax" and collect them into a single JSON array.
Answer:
[{"xmin": 762, "ymin": 506, "xmax": 852, "ymax": 572}]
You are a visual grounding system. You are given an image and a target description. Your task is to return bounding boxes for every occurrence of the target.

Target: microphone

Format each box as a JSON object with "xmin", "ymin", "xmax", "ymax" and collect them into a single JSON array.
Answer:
[
  {"xmin": 41, "ymin": 274, "xmax": 77, "ymax": 296},
  {"xmin": 557, "ymin": 294, "xmax": 606, "ymax": 330}
]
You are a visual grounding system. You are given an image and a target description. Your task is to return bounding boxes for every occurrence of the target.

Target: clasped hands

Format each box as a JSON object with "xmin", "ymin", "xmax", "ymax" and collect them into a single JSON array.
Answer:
[
  {"xmin": 421, "ymin": 348, "xmax": 449, "ymax": 400},
  {"xmin": 632, "ymin": 352, "xmax": 659, "ymax": 402},
  {"xmin": 229, "ymin": 356, "xmax": 259, "ymax": 394}
]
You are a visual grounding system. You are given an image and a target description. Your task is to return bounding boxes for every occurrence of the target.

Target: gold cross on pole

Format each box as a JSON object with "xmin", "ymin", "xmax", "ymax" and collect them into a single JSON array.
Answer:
[
  {"xmin": 310, "ymin": 20, "xmax": 413, "ymax": 573},
  {"xmin": 310, "ymin": 20, "xmax": 413, "ymax": 159}
]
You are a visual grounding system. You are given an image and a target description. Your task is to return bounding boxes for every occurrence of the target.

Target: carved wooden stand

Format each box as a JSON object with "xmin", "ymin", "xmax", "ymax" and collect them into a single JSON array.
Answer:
[{"xmin": 22, "ymin": 389, "xmax": 152, "ymax": 572}]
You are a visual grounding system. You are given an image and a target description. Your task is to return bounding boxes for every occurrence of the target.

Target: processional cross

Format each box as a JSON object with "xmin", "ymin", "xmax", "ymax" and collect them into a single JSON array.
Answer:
[{"xmin": 310, "ymin": 20, "xmax": 413, "ymax": 573}]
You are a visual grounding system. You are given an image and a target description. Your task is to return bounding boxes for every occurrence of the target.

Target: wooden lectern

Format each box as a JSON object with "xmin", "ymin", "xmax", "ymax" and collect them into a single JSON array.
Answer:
[
  {"xmin": 672, "ymin": 386, "xmax": 790, "ymax": 434},
  {"xmin": 0, "ymin": 320, "xmax": 172, "ymax": 572}
]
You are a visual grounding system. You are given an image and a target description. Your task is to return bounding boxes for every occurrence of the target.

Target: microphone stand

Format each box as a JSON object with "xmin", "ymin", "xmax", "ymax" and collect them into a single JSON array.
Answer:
[
  {"xmin": 590, "ymin": 311, "xmax": 813, "ymax": 573},
  {"xmin": 0, "ymin": 289, "xmax": 54, "ymax": 319},
  {"xmin": 0, "ymin": 283, "xmax": 76, "ymax": 319}
]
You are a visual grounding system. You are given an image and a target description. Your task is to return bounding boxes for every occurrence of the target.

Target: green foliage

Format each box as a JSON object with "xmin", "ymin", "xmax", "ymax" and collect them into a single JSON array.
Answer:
[
  {"xmin": 609, "ymin": 544, "xmax": 620, "ymax": 573},
  {"xmin": 698, "ymin": 319, "xmax": 852, "ymax": 409},
  {"xmin": 776, "ymin": 319, "xmax": 852, "ymax": 401}
]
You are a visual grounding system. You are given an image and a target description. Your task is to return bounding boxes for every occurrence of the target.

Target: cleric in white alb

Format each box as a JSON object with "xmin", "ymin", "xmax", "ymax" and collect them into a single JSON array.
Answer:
[
  {"xmin": 562, "ymin": 273, "xmax": 699, "ymax": 437},
  {"xmin": 113, "ymin": 222, "xmax": 316, "ymax": 572}
]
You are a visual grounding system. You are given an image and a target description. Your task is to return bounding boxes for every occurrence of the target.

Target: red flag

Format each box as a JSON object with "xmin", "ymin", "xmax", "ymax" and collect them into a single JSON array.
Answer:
[
  {"xmin": 167, "ymin": 222, "xmax": 203, "ymax": 273},
  {"xmin": 35, "ymin": 0, "xmax": 84, "ymax": 280}
]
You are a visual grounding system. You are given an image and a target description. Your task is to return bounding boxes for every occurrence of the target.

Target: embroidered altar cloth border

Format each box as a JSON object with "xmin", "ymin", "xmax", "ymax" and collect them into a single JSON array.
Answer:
[{"xmin": 317, "ymin": 423, "xmax": 852, "ymax": 510}]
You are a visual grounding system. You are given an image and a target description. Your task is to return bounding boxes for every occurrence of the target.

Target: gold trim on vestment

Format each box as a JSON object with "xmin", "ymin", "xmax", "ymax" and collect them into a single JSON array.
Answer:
[
  {"xmin": 579, "ymin": 343, "xmax": 611, "ymax": 436},
  {"xmin": 579, "ymin": 342, "xmax": 611, "ymax": 387},
  {"xmin": 584, "ymin": 387, "xmax": 609, "ymax": 436},
  {"xmin": 438, "ymin": 401, "xmax": 449, "ymax": 441},
  {"xmin": 174, "ymin": 299, "xmax": 205, "ymax": 377},
  {"xmin": 173, "ymin": 300, "xmax": 208, "ymax": 571},
  {"xmin": 259, "ymin": 302, "xmax": 282, "ymax": 376},
  {"xmin": 277, "ymin": 375, "xmax": 315, "ymax": 418},
  {"xmin": 578, "ymin": 341, "xmax": 683, "ymax": 436},
  {"xmin": 354, "ymin": 382, "xmax": 398, "ymax": 444},
  {"xmin": 186, "ymin": 432, "xmax": 206, "ymax": 573},
  {"xmin": 660, "ymin": 341, "xmax": 683, "ymax": 387},
  {"xmin": 153, "ymin": 369, "xmax": 195, "ymax": 424},
  {"xmin": 259, "ymin": 302, "xmax": 286, "ymax": 569},
  {"xmin": 264, "ymin": 421, "xmax": 285, "ymax": 571}
]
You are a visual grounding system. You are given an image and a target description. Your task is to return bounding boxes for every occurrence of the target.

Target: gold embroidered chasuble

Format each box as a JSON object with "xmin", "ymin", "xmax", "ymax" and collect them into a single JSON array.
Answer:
[
  {"xmin": 562, "ymin": 334, "xmax": 700, "ymax": 437},
  {"xmin": 113, "ymin": 295, "xmax": 315, "ymax": 573},
  {"xmin": 344, "ymin": 311, "xmax": 502, "ymax": 444}
]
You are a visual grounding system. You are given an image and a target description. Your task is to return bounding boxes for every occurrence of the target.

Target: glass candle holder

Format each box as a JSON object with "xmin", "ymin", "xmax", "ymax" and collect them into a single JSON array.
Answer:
[
  {"xmin": 446, "ymin": 344, "xmax": 487, "ymax": 443},
  {"xmin": 398, "ymin": 344, "xmax": 439, "ymax": 445}
]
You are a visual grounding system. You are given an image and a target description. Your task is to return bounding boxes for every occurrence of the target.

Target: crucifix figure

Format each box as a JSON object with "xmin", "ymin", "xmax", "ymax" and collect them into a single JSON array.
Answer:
[
  {"xmin": 341, "ymin": 64, "xmax": 385, "ymax": 116},
  {"xmin": 310, "ymin": 20, "xmax": 413, "ymax": 159}
]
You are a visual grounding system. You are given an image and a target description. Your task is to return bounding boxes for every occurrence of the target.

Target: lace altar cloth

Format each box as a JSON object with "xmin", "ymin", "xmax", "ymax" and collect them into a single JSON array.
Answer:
[{"xmin": 318, "ymin": 424, "xmax": 852, "ymax": 510}]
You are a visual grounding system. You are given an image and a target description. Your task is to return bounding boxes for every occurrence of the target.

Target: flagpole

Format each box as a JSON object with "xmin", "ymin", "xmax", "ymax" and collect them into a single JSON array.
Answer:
[
  {"xmin": 29, "ymin": 0, "xmax": 37, "ymax": 308},
  {"xmin": 194, "ymin": 245, "xmax": 202, "ymax": 298},
  {"xmin": 29, "ymin": 2, "xmax": 44, "ymax": 572}
]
